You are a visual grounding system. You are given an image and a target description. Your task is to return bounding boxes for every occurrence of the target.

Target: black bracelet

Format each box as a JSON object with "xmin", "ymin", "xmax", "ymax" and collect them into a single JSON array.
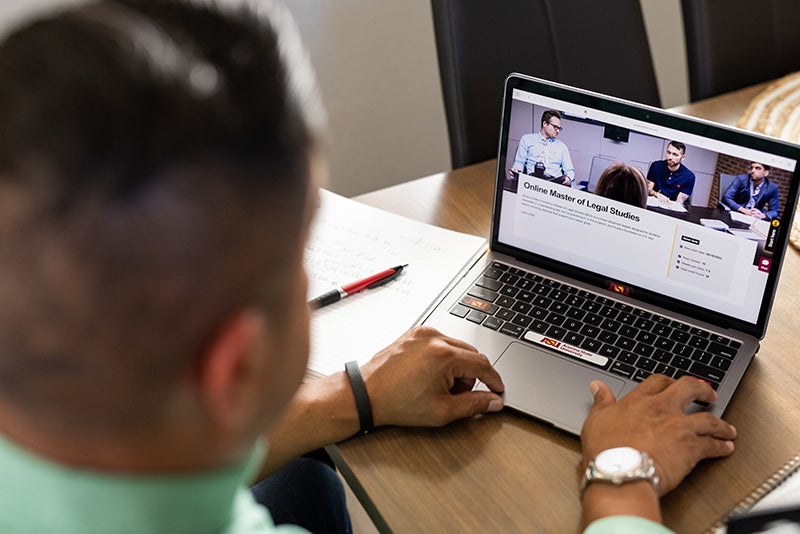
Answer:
[{"xmin": 344, "ymin": 360, "xmax": 374, "ymax": 434}]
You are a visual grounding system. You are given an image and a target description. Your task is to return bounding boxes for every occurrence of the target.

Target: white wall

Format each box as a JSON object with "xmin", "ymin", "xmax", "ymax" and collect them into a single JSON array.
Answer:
[
  {"xmin": 0, "ymin": 0, "xmax": 689, "ymax": 198},
  {"xmin": 0, "ymin": 0, "xmax": 86, "ymax": 40},
  {"xmin": 640, "ymin": 0, "xmax": 690, "ymax": 107},
  {"xmin": 284, "ymin": 0, "xmax": 450, "ymax": 197}
]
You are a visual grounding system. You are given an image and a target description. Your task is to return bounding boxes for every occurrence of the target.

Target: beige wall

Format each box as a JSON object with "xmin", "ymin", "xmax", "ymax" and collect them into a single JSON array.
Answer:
[
  {"xmin": 0, "ymin": 0, "xmax": 689, "ymax": 198},
  {"xmin": 641, "ymin": 0, "xmax": 689, "ymax": 107},
  {"xmin": 284, "ymin": 0, "xmax": 451, "ymax": 197},
  {"xmin": 0, "ymin": 0, "xmax": 86, "ymax": 40},
  {"xmin": 287, "ymin": 0, "xmax": 690, "ymax": 197}
]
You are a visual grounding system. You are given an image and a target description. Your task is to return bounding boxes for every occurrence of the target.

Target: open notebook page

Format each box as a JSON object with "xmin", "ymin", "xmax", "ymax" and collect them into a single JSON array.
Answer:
[{"xmin": 304, "ymin": 189, "xmax": 487, "ymax": 378}]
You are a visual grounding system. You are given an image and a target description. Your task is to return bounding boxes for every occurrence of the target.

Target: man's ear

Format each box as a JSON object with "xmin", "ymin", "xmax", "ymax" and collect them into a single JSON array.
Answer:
[{"xmin": 199, "ymin": 309, "xmax": 271, "ymax": 432}]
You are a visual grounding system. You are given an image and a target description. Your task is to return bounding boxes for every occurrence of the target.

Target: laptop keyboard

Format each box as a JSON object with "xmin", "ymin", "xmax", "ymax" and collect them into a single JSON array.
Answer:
[{"xmin": 449, "ymin": 261, "xmax": 741, "ymax": 390}]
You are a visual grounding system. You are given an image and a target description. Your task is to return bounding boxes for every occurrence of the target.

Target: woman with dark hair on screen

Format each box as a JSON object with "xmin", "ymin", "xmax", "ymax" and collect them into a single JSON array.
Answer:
[{"xmin": 595, "ymin": 162, "xmax": 649, "ymax": 209}]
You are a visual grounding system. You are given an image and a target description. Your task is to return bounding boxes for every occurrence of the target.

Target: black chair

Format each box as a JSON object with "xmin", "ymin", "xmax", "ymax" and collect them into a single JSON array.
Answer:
[
  {"xmin": 430, "ymin": 0, "xmax": 661, "ymax": 169},
  {"xmin": 681, "ymin": 0, "xmax": 800, "ymax": 102}
]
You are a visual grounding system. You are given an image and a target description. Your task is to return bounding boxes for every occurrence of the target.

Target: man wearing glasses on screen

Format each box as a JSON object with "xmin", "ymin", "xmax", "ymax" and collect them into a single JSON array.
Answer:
[{"xmin": 511, "ymin": 109, "xmax": 575, "ymax": 186}]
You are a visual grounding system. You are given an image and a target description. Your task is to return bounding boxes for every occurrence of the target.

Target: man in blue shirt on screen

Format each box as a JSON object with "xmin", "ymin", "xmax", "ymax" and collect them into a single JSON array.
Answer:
[
  {"xmin": 0, "ymin": 1, "xmax": 736, "ymax": 533},
  {"xmin": 511, "ymin": 109, "xmax": 576, "ymax": 186}
]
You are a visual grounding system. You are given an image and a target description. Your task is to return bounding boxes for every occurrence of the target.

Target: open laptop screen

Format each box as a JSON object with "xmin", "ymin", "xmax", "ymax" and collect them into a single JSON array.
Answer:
[{"xmin": 493, "ymin": 75, "xmax": 800, "ymax": 338}]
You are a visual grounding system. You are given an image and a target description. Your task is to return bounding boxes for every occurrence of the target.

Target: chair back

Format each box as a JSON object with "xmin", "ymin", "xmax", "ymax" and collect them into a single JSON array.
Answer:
[
  {"xmin": 718, "ymin": 173, "xmax": 738, "ymax": 210},
  {"xmin": 431, "ymin": 0, "xmax": 660, "ymax": 169},
  {"xmin": 681, "ymin": 0, "xmax": 800, "ymax": 102}
]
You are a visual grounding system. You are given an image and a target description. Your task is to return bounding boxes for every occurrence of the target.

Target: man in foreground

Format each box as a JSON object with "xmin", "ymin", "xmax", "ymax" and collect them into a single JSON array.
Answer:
[{"xmin": 0, "ymin": 1, "xmax": 736, "ymax": 532}]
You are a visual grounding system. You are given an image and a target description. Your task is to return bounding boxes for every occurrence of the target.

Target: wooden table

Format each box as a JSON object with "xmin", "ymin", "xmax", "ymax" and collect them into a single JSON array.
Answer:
[{"xmin": 330, "ymin": 84, "xmax": 800, "ymax": 533}]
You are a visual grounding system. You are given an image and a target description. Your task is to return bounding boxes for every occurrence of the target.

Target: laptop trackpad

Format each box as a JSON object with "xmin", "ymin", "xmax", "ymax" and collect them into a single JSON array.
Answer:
[{"xmin": 494, "ymin": 342, "xmax": 626, "ymax": 435}]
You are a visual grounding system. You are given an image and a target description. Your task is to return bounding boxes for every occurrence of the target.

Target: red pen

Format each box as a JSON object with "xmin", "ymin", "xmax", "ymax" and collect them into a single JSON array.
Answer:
[{"xmin": 309, "ymin": 264, "xmax": 408, "ymax": 309}]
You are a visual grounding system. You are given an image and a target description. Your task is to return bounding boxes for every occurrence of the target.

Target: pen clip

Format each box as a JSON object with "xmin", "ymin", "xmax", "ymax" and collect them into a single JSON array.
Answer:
[{"xmin": 366, "ymin": 270, "xmax": 401, "ymax": 289}]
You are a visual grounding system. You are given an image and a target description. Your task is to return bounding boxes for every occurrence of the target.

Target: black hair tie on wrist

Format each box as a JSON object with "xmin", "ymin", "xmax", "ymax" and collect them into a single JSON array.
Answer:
[{"xmin": 345, "ymin": 360, "xmax": 374, "ymax": 435}]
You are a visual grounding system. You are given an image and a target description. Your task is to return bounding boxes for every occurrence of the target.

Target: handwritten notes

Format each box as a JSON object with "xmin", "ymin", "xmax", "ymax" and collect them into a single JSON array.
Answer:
[{"xmin": 304, "ymin": 189, "xmax": 487, "ymax": 378}]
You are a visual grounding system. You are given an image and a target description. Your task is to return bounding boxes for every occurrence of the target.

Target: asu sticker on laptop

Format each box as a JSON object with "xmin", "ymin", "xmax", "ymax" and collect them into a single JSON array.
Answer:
[{"xmin": 522, "ymin": 332, "xmax": 608, "ymax": 367}]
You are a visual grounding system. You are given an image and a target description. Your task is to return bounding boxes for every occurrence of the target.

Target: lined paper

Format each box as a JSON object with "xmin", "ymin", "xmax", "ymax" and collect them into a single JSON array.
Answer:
[{"xmin": 304, "ymin": 189, "xmax": 487, "ymax": 378}]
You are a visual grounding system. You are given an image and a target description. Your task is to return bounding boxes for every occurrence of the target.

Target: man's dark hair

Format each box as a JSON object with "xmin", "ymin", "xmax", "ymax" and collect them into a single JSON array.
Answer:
[
  {"xmin": 752, "ymin": 162, "xmax": 771, "ymax": 171},
  {"xmin": 0, "ymin": 0, "xmax": 323, "ymax": 430},
  {"xmin": 668, "ymin": 141, "xmax": 687, "ymax": 155},
  {"xmin": 541, "ymin": 109, "xmax": 562, "ymax": 128}
]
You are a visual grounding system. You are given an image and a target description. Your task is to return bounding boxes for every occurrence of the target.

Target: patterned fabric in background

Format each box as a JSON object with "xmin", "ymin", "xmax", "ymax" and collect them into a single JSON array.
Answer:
[{"xmin": 737, "ymin": 72, "xmax": 800, "ymax": 251}]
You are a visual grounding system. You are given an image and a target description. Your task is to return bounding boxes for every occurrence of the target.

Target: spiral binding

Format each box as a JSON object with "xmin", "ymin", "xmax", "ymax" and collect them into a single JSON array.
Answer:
[{"xmin": 703, "ymin": 452, "xmax": 800, "ymax": 533}]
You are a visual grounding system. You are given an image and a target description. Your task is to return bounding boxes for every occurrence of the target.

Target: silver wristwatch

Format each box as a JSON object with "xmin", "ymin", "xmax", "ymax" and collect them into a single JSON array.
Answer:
[{"xmin": 581, "ymin": 447, "xmax": 660, "ymax": 494}]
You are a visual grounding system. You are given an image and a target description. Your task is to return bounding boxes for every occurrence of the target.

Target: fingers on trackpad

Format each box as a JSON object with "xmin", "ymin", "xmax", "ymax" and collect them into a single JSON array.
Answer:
[{"xmin": 493, "ymin": 342, "xmax": 626, "ymax": 434}]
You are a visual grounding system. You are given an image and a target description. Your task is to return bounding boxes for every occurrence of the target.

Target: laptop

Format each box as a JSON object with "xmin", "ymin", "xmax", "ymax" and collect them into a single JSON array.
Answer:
[{"xmin": 419, "ymin": 74, "xmax": 800, "ymax": 434}]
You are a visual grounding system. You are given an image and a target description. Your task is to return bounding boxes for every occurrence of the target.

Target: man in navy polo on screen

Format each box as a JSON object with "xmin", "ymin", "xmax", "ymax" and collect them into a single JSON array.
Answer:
[{"xmin": 646, "ymin": 141, "xmax": 695, "ymax": 204}]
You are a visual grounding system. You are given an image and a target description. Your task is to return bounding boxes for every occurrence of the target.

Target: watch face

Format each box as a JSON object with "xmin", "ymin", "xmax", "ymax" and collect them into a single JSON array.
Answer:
[{"xmin": 595, "ymin": 447, "xmax": 642, "ymax": 475}]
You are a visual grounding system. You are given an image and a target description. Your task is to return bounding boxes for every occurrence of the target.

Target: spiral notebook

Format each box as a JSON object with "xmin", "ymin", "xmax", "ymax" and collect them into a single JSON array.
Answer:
[{"xmin": 710, "ymin": 452, "xmax": 800, "ymax": 533}]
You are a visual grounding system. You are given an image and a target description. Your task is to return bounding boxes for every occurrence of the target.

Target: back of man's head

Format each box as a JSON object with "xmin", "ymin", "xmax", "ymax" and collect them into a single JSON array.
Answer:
[{"xmin": 0, "ymin": 0, "xmax": 323, "ymax": 435}]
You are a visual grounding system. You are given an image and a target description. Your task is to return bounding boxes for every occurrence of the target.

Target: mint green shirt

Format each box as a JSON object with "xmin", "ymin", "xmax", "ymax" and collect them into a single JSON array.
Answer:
[
  {"xmin": 585, "ymin": 515, "xmax": 675, "ymax": 533},
  {"xmin": 0, "ymin": 432, "xmax": 305, "ymax": 533},
  {"xmin": 0, "ymin": 430, "xmax": 674, "ymax": 533}
]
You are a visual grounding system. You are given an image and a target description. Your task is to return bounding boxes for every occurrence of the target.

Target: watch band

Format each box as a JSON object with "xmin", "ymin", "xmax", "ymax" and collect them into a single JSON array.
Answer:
[
  {"xmin": 345, "ymin": 360, "xmax": 374, "ymax": 434},
  {"xmin": 581, "ymin": 448, "xmax": 660, "ymax": 495}
]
